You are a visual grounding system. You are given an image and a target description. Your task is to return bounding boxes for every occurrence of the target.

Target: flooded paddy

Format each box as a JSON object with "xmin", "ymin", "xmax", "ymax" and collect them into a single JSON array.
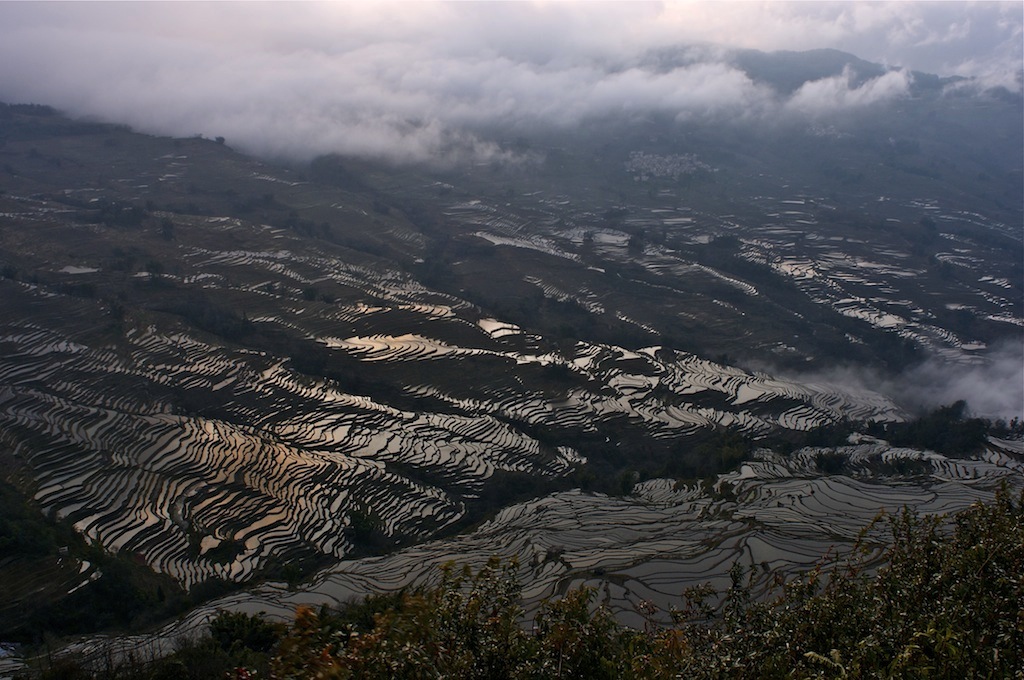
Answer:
[{"xmin": 58, "ymin": 437, "xmax": 1020, "ymax": 663}]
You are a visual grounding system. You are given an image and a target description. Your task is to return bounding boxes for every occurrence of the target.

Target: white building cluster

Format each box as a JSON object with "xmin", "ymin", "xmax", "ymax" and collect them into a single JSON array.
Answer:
[{"xmin": 625, "ymin": 151, "xmax": 713, "ymax": 182}]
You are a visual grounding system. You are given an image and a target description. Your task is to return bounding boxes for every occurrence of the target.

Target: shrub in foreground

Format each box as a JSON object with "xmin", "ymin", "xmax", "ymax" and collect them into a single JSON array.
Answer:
[{"xmin": 269, "ymin": 485, "xmax": 1022, "ymax": 679}]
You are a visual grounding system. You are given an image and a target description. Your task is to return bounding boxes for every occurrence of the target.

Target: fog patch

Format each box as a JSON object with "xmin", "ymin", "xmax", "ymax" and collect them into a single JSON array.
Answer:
[
  {"xmin": 772, "ymin": 342, "xmax": 1024, "ymax": 422},
  {"xmin": 894, "ymin": 343, "xmax": 1024, "ymax": 421}
]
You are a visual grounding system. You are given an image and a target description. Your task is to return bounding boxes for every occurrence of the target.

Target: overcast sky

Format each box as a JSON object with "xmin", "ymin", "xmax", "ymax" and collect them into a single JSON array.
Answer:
[{"xmin": 0, "ymin": 2, "xmax": 1020, "ymax": 164}]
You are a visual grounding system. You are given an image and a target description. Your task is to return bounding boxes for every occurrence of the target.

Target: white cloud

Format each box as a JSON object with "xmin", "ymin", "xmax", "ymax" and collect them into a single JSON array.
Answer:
[
  {"xmin": 786, "ymin": 67, "xmax": 913, "ymax": 116},
  {"xmin": 0, "ymin": 2, "xmax": 1018, "ymax": 164},
  {"xmin": 774, "ymin": 341, "xmax": 1024, "ymax": 422},
  {"xmin": 898, "ymin": 342, "xmax": 1024, "ymax": 421}
]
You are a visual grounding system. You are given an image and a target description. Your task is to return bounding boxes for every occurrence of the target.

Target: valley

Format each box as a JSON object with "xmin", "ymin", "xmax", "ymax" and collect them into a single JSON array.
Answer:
[{"xmin": 0, "ymin": 74, "xmax": 1021, "ymax": 672}]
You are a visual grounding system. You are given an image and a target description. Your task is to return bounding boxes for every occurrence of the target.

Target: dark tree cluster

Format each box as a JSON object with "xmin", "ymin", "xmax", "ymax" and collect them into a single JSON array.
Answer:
[{"xmin": 865, "ymin": 400, "xmax": 991, "ymax": 456}]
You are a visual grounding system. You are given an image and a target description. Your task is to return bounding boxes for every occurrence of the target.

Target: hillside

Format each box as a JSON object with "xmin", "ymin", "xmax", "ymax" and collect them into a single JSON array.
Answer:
[
  {"xmin": 0, "ymin": 63, "xmax": 1021, "ymax": 663},
  {"xmin": 17, "ymin": 488, "xmax": 1024, "ymax": 678}
]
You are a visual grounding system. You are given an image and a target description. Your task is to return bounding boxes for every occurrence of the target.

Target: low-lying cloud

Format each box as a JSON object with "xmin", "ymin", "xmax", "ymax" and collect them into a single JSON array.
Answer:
[
  {"xmin": 780, "ymin": 342, "xmax": 1024, "ymax": 423},
  {"xmin": 785, "ymin": 66, "xmax": 913, "ymax": 115},
  {"xmin": 893, "ymin": 344, "xmax": 1024, "ymax": 422},
  {"xmin": 0, "ymin": 2, "xmax": 1019, "ymax": 165}
]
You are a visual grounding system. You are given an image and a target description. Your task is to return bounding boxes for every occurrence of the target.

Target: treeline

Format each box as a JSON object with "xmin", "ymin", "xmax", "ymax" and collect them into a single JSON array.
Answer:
[
  {"xmin": 0, "ymin": 102, "xmax": 132, "ymax": 141},
  {"xmin": 863, "ymin": 400, "xmax": 1016, "ymax": 455},
  {"xmin": 0, "ymin": 103, "xmax": 58, "ymax": 117},
  {"xmin": 20, "ymin": 486, "xmax": 1023, "ymax": 679},
  {"xmin": 769, "ymin": 400, "xmax": 1013, "ymax": 458}
]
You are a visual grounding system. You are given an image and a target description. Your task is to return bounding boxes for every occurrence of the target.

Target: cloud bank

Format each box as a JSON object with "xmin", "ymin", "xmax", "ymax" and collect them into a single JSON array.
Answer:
[
  {"xmin": 785, "ymin": 66, "xmax": 913, "ymax": 116},
  {"xmin": 781, "ymin": 342, "xmax": 1024, "ymax": 423},
  {"xmin": 894, "ymin": 344, "xmax": 1024, "ymax": 422},
  {"xmin": 0, "ymin": 2, "xmax": 1019, "ymax": 164}
]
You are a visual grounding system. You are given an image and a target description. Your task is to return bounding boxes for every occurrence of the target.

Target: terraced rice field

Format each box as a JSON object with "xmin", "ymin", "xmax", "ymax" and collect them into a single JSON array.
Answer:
[
  {"xmin": 0, "ymin": 107, "xmax": 1019, "ymax": 675},
  {"xmin": 732, "ymin": 196, "xmax": 1022, "ymax": 363},
  {"xmin": 0, "ymin": 155, "xmax": 1007, "ymax": 597},
  {"xmin": 439, "ymin": 183, "xmax": 1021, "ymax": 370},
  {"xmin": 0, "ymin": 274, "xmax": 903, "ymax": 587},
  {"xmin": 58, "ymin": 436, "xmax": 1021, "ymax": 664}
]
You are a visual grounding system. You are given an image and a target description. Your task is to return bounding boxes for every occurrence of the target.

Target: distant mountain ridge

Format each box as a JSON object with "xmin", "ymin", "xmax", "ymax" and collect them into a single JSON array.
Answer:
[{"xmin": 640, "ymin": 45, "xmax": 971, "ymax": 96}]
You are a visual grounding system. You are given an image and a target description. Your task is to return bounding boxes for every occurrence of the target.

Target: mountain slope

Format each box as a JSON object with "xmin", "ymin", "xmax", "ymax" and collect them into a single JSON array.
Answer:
[{"xmin": 0, "ymin": 73, "xmax": 1021, "ymax": 646}]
